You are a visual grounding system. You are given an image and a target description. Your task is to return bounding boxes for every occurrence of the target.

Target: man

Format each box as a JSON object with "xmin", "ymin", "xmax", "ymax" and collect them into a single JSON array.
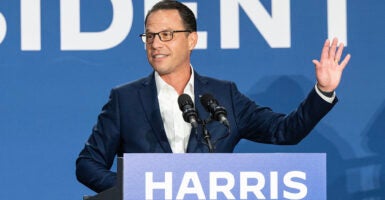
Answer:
[{"xmin": 76, "ymin": 0, "xmax": 351, "ymax": 193}]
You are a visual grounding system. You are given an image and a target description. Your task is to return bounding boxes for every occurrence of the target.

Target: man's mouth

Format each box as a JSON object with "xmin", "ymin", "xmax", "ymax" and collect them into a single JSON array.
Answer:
[{"xmin": 152, "ymin": 54, "xmax": 168, "ymax": 59}]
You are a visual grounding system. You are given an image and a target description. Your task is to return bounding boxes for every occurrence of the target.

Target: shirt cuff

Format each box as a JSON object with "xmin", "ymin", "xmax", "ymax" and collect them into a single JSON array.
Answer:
[{"xmin": 314, "ymin": 84, "xmax": 336, "ymax": 103}]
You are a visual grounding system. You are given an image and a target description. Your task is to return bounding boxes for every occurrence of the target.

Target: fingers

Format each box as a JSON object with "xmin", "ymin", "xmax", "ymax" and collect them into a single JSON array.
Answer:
[
  {"xmin": 329, "ymin": 38, "xmax": 338, "ymax": 59},
  {"xmin": 315, "ymin": 37, "xmax": 351, "ymax": 68},
  {"xmin": 339, "ymin": 53, "xmax": 351, "ymax": 70},
  {"xmin": 325, "ymin": 37, "xmax": 347, "ymax": 64},
  {"xmin": 320, "ymin": 39, "xmax": 330, "ymax": 61},
  {"xmin": 320, "ymin": 38, "xmax": 339, "ymax": 62},
  {"xmin": 312, "ymin": 59, "xmax": 320, "ymax": 67},
  {"xmin": 334, "ymin": 42, "xmax": 344, "ymax": 63}
]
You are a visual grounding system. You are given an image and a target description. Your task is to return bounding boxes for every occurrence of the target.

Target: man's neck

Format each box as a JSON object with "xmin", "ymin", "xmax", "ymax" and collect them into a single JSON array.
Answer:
[{"xmin": 160, "ymin": 66, "xmax": 192, "ymax": 94}]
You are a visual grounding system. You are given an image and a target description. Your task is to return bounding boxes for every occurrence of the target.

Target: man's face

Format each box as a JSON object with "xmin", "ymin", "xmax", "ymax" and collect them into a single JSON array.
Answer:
[{"xmin": 145, "ymin": 9, "xmax": 197, "ymax": 76}]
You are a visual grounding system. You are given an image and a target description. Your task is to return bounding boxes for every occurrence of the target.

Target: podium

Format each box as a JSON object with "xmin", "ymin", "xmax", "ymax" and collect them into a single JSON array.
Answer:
[{"xmin": 84, "ymin": 153, "xmax": 326, "ymax": 200}]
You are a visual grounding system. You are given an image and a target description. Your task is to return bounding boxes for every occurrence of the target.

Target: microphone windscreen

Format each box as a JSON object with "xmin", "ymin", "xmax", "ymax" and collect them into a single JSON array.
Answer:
[
  {"xmin": 200, "ymin": 93, "xmax": 217, "ymax": 112},
  {"xmin": 178, "ymin": 93, "xmax": 194, "ymax": 110}
]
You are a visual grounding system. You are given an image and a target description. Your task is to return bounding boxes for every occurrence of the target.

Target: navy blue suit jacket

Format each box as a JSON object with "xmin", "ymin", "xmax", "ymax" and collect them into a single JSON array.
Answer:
[{"xmin": 76, "ymin": 71, "xmax": 336, "ymax": 192}]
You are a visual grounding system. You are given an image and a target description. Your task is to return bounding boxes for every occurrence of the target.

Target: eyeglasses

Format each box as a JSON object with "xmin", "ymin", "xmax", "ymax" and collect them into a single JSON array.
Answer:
[{"xmin": 139, "ymin": 30, "xmax": 192, "ymax": 44}]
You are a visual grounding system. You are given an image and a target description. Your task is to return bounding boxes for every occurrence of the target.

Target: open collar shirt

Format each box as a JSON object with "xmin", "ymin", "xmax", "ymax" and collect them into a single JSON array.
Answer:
[{"xmin": 155, "ymin": 67, "xmax": 195, "ymax": 153}]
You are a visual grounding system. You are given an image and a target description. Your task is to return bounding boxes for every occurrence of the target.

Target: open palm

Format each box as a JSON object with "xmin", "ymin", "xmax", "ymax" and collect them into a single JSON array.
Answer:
[{"xmin": 313, "ymin": 38, "xmax": 351, "ymax": 92}]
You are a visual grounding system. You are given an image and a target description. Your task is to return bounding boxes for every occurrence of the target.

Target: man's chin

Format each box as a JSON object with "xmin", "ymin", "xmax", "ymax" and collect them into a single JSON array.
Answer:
[{"xmin": 152, "ymin": 66, "xmax": 170, "ymax": 75}]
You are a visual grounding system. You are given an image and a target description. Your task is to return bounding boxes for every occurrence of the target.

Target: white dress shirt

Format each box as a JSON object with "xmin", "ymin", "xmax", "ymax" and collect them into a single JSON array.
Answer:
[{"xmin": 155, "ymin": 69, "xmax": 195, "ymax": 153}]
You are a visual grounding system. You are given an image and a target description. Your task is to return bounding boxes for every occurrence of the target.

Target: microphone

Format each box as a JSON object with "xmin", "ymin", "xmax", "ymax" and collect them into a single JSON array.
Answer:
[
  {"xmin": 200, "ymin": 94, "xmax": 230, "ymax": 128},
  {"xmin": 177, "ymin": 94, "xmax": 199, "ymax": 129}
]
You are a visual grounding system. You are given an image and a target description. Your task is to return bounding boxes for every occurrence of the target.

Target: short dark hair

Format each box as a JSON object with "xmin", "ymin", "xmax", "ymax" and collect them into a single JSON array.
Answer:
[{"xmin": 145, "ymin": 0, "xmax": 197, "ymax": 32}]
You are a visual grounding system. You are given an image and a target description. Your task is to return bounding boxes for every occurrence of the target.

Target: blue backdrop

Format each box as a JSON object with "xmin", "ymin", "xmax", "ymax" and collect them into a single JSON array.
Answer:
[{"xmin": 1, "ymin": 0, "xmax": 384, "ymax": 199}]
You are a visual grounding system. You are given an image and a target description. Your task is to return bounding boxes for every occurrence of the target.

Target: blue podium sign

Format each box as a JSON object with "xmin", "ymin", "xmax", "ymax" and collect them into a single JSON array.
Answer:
[{"xmin": 123, "ymin": 153, "xmax": 325, "ymax": 200}]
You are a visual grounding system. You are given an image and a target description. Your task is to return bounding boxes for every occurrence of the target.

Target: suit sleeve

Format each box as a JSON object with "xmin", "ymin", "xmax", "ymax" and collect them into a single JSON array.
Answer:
[
  {"xmin": 76, "ymin": 89, "xmax": 121, "ymax": 193},
  {"xmin": 231, "ymin": 83, "xmax": 337, "ymax": 144}
]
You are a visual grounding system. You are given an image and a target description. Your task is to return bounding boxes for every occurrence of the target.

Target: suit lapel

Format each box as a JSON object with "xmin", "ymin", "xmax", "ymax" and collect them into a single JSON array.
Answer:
[
  {"xmin": 138, "ymin": 73, "xmax": 173, "ymax": 153},
  {"xmin": 186, "ymin": 72, "xmax": 211, "ymax": 153},
  {"xmin": 193, "ymin": 71, "xmax": 212, "ymax": 122}
]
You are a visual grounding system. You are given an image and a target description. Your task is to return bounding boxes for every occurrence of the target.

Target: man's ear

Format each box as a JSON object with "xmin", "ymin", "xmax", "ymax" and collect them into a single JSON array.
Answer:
[{"xmin": 188, "ymin": 31, "xmax": 198, "ymax": 50}]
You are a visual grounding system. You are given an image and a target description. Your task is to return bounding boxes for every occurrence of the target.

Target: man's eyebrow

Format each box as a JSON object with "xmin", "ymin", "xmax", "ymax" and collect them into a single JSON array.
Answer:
[{"xmin": 145, "ymin": 28, "xmax": 173, "ymax": 33}]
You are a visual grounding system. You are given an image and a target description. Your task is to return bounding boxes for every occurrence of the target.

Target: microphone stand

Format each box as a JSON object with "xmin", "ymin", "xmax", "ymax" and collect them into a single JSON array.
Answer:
[{"xmin": 201, "ymin": 120, "xmax": 214, "ymax": 153}]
